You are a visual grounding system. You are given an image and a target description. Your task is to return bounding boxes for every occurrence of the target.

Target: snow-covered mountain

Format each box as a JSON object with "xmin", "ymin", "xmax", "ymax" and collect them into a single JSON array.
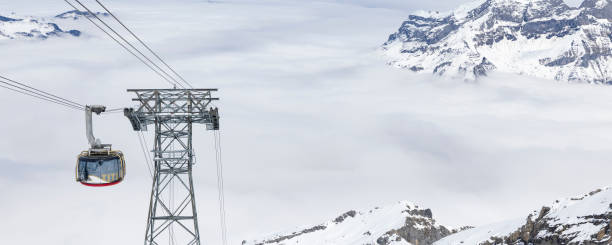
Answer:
[
  {"xmin": 242, "ymin": 201, "xmax": 467, "ymax": 245},
  {"xmin": 436, "ymin": 187, "xmax": 612, "ymax": 245},
  {"xmin": 55, "ymin": 10, "xmax": 109, "ymax": 20},
  {"xmin": 247, "ymin": 188, "xmax": 612, "ymax": 245},
  {"xmin": 382, "ymin": 0, "xmax": 612, "ymax": 83},
  {"xmin": 0, "ymin": 10, "xmax": 103, "ymax": 40},
  {"xmin": 0, "ymin": 15, "xmax": 79, "ymax": 40}
]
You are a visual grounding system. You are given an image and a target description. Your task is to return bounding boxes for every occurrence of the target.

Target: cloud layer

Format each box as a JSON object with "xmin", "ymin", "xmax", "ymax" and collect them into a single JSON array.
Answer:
[{"xmin": 0, "ymin": 0, "xmax": 610, "ymax": 244}]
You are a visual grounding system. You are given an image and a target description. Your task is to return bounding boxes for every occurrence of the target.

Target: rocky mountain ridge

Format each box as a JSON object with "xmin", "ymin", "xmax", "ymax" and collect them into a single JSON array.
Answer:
[
  {"xmin": 55, "ymin": 10, "xmax": 109, "ymax": 20},
  {"xmin": 243, "ymin": 201, "xmax": 466, "ymax": 245},
  {"xmin": 382, "ymin": 0, "xmax": 611, "ymax": 83},
  {"xmin": 246, "ymin": 187, "xmax": 612, "ymax": 245}
]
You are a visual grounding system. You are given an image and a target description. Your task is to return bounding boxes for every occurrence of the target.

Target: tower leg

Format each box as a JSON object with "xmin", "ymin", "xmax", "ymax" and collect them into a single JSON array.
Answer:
[{"xmin": 144, "ymin": 120, "xmax": 201, "ymax": 245}]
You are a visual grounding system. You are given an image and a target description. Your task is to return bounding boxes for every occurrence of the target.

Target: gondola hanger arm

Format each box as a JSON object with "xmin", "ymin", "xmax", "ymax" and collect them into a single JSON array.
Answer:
[{"xmin": 86, "ymin": 105, "xmax": 106, "ymax": 149}]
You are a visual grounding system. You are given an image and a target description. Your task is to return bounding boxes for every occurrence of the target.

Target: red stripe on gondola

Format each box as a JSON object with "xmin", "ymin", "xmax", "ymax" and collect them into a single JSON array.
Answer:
[{"xmin": 80, "ymin": 180, "xmax": 122, "ymax": 187}]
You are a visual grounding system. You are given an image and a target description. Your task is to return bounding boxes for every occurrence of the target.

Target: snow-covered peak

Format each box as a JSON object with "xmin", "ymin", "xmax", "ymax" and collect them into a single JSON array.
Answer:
[
  {"xmin": 382, "ymin": 0, "xmax": 611, "ymax": 83},
  {"xmin": 0, "ymin": 13, "xmax": 81, "ymax": 40},
  {"xmin": 243, "ymin": 201, "xmax": 465, "ymax": 245}
]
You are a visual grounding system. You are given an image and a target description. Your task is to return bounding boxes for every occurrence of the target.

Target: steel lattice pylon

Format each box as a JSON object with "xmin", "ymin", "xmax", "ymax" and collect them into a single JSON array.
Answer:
[{"xmin": 125, "ymin": 89, "xmax": 220, "ymax": 245}]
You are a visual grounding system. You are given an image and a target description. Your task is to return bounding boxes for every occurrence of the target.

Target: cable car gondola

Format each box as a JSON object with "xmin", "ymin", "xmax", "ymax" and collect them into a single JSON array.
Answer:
[
  {"xmin": 76, "ymin": 148, "xmax": 125, "ymax": 187},
  {"xmin": 76, "ymin": 105, "xmax": 126, "ymax": 187}
]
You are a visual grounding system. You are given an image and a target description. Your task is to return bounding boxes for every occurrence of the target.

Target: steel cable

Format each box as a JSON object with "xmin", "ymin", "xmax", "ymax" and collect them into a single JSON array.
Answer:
[
  {"xmin": 213, "ymin": 130, "xmax": 228, "ymax": 245},
  {"xmin": 0, "ymin": 83, "xmax": 84, "ymax": 111},
  {"xmin": 137, "ymin": 131, "xmax": 154, "ymax": 179},
  {"xmin": 0, "ymin": 76, "xmax": 85, "ymax": 111},
  {"xmin": 94, "ymin": 0, "xmax": 193, "ymax": 89},
  {"xmin": 72, "ymin": 0, "xmax": 185, "ymax": 88},
  {"xmin": 63, "ymin": 0, "xmax": 183, "ymax": 89},
  {"xmin": 0, "ymin": 75, "xmax": 84, "ymax": 108}
]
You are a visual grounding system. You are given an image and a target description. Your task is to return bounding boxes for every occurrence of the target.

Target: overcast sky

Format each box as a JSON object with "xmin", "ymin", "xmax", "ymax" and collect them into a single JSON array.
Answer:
[{"xmin": 0, "ymin": 0, "xmax": 606, "ymax": 244}]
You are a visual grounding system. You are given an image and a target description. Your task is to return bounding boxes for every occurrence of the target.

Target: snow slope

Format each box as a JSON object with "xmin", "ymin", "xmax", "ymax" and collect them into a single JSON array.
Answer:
[
  {"xmin": 436, "ymin": 188, "xmax": 612, "ymax": 244},
  {"xmin": 382, "ymin": 0, "xmax": 612, "ymax": 83},
  {"xmin": 243, "ymin": 201, "xmax": 465, "ymax": 245}
]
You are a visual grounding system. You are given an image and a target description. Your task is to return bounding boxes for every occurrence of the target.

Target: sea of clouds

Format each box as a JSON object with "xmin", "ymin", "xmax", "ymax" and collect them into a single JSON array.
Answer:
[{"xmin": 0, "ymin": 0, "xmax": 609, "ymax": 244}]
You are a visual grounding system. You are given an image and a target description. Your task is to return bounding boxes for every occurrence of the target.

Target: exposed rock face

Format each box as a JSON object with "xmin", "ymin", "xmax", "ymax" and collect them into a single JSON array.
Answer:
[
  {"xmin": 377, "ymin": 215, "xmax": 455, "ymax": 245},
  {"xmin": 243, "ymin": 201, "xmax": 465, "ymax": 245},
  {"xmin": 382, "ymin": 0, "xmax": 612, "ymax": 83}
]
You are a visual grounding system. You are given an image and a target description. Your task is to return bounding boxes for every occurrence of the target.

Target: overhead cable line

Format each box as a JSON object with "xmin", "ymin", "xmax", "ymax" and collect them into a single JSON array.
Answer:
[
  {"xmin": 0, "ymin": 75, "xmax": 85, "ymax": 111},
  {"xmin": 0, "ymin": 75, "xmax": 129, "ymax": 114},
  {"xmin": 139, "ymin": 131, "xmax": 154, "ymax": 174},
  {"xmin": 71, "ymin": 0, "xmax": 185, "ymax": 89},
  {"xmin": 0, "ymin": 83, "xmax": 83, "ymax": 111},
  {"xmin": 134, "ymin": 116, "xmax": 154, "ymax": 179},
  {"xmin": 63, "ymin": 0, "xmax": 184, "ymax": 89},
  {"xmin": 137, "ymin": 131, "xmax": 154, "ymax": 178},
  {"xmin": 0, "ymin": 75, "xmax": 85, "ymax": 109},
  {"xmin": 213, "ymin": 130, "xmax": 228, "ymax": 245},
  {"xmin": 94, "ymin": 0, "xmax": 193, "ymax": 88}
]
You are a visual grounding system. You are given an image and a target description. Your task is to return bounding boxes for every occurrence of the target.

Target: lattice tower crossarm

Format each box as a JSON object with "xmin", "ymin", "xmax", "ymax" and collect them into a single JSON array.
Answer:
[{"xmin": 124, "ymin": 89, "xmax": 220, "ymax": 245}]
